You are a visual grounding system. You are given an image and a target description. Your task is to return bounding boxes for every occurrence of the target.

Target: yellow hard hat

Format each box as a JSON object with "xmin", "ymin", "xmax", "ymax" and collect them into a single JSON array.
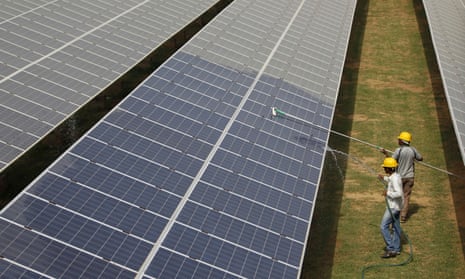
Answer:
[
  {"xmin": 381, "ymin": 157, "xmax": 398, "ymax": 168},
  {"xmin": 398, "ymin": 131, "xmax": 412, "ymax": 142}
]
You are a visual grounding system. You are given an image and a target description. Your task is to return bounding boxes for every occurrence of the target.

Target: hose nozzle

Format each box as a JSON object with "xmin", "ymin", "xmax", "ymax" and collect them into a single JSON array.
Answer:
[{"xmin": 271, "ymin": 107, "xmax": 277, "ymax": 117}]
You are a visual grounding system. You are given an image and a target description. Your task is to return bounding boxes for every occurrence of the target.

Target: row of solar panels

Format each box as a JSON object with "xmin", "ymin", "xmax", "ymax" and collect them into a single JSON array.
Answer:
[
  {"xmin": 0, "ymin": 0, "xmax": 225, "ymax": 172},
  {"xmin": 0, "ymin": 0, "xmax": 358, "ymax": 278},
  {"xmin": 422, "ymin": 0, "xmax": 465, "ymax": 164}
]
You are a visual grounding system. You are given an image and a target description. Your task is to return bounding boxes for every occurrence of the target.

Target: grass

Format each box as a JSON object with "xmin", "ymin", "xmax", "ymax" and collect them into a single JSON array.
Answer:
[{"xmin": 301, "ymin": 0, "xmax": 465, "ymax": 278}]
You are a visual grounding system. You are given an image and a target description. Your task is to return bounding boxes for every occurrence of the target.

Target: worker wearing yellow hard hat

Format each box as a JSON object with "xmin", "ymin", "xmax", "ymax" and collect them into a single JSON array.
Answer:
[
  {"xmin": 381, "ymin": 132, "xmax": 423, "ymax": 222},
  {"xmin": 378, "ymin": 157, "xmax": 403, "ymax": 258}
]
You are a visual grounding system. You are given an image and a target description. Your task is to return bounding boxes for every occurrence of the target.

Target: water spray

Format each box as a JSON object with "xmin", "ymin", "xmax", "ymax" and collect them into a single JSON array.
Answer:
[
  {"xmin": 270, "ymin": 107, "xmax": 462, "ymax": 179},
  {"xmin": 273, "ymin": 107, "xmax": 416, "ymax": 277},
  {"xmin": 326, "ymin": 146, "xmax": 414, "ymax": 277}
]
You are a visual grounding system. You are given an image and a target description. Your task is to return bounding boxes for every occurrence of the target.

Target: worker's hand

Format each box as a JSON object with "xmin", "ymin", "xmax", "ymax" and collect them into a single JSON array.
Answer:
[
  {"xmin": 379, "ymin": 148, "xmax": 387, "ymax": 155},
  {"xmin": 377, "ymin": 174, "xmax": 384, "ymax": 180},
  {"xmin": 382, "ymin": 190, "xmax": 387, "ymax": 197}
]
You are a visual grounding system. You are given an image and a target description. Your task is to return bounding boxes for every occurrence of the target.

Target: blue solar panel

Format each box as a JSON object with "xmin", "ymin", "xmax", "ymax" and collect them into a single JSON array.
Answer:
[
  {"xmin": 0, "ymin": 0, "xmax": 357, "ymax": 277},
  {"xmin": 422, "ymin": 0, "xmax": 465, "ymax": 164}
]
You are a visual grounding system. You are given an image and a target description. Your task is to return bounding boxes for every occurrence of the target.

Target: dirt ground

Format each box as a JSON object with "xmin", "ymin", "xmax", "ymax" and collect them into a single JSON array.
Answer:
[{"xmin": 301, "ymin": 0, "xmax": 465, "ymax": 278}]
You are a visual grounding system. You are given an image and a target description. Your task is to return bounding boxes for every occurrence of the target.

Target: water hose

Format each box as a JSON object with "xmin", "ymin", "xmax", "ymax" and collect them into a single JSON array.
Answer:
[
  {"xmin": 270, "ymin": 107, "xmax": 457, "ymax": 276},
  {"xmin": 326, "ymin": 147, "xmax": 413, "ymax": 277},
  {"xmin": 360, "ymin": 177, "xmax": 413, "ymax": 278},
  {"xmin": 271, "ymin": 107, "xmax": 464, "ymax": 180}
]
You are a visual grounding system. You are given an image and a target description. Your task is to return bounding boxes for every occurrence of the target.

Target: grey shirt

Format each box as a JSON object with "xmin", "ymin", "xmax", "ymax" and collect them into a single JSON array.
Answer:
[{"xmin": 392, "ymin": 146, "xmax": 423, "ymax": 178}]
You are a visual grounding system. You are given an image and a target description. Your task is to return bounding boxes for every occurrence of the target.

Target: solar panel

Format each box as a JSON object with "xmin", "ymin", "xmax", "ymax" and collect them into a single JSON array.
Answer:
[
  {"xmin": 0, "ymin": 0, "xmax": 357, "ymax": 278},
  {"xmin": 422, "ymin": 0, "xmax": 465, "ymax": 164},
  {"xmin": 0, "ymin": 0, "xmax": 225, "ymax": 172}
]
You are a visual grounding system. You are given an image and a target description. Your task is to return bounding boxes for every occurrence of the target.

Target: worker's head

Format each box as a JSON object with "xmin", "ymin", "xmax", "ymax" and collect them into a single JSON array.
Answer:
[
  {"xmin": 397, "ymin": 131, "xmax": 411, "ymax": 145},
  {"xmin": 381, "ymin": 157, "xmax": 398, "ymax": 174}
]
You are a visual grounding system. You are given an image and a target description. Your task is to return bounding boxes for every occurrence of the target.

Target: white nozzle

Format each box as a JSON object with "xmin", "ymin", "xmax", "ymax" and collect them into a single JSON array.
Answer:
[{"xmin": 271, "ymin": 107, "xmax": 277, "ymax": 117}]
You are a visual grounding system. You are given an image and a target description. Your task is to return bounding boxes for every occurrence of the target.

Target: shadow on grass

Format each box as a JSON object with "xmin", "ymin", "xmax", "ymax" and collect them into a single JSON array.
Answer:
[
  {"xmin": 413, "ymin": 0, "xmax": 465, "ymax": 259},
  {"xmin": 300, "ymin": 1, "xmax": 369, "ymax": 278},
  {"xmin": 407, "ymin": 202, "xmax": 421, "ymax": 220}
]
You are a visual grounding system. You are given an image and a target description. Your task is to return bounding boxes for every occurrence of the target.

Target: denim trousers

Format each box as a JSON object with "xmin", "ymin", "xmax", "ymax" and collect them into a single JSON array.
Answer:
[{"xmin": 380, "ymin": 208, "xmax": 401, "ymax": 252}]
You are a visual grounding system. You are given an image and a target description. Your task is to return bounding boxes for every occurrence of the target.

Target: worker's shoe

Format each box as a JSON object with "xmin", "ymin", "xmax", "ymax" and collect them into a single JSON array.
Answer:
[
  {"xmin": 383, "ymin": 247, "xmax": 401, "ymax": 255},
  {"xmin": 381, "ymin": 251, "xmax": 397, "ymax": 258}
]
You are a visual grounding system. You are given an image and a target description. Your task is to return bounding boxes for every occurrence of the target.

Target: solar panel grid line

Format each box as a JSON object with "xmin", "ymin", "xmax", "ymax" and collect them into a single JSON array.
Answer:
[
  {"xmin": 228, "ymin": 22, "xmax": 267, "ymax": 44},
  {"xmin": 202, "ymin": 164, "xmax": 309, "ymax": 217},
  {"xmin": 107, "ymin": 31, "xmax": 151, "ymax": 55},
  {"xmin": 86, "ymin": 123, "xmax": 199, "ymax": 171},
  {"xmin": 232, "ymin": 118, "xmax": 319, "ymax": 169},
  {"xmin": 45, "ymin": 6, "xmax": 86, "ymax": 29},
  {"xmin": 132, "ymin": 95, "xmax": 208, "ymax": 127},
  {"xmin": 160, "ymin": 229, "xmax": 301, "ymax": 273},
  {"xmin": 272, "ymin": 99, "xmax": 334, "ymax": 132},
  {"xmin": 136, "ymin": 73, "xmax": 251, "ymax": 277},
  {"xmin": 68, "ymin": 46, "xmax": 121, "ymax": 74},
  {"xmin": 0, "ymin": 107, "xmax": 52, "ymax": 137},
  {"xmin": 137, "ymin": 0, "xmax": 310, "ymax": 274},
  {"xmin": 291, "ymin": 45, "xmax": 333, "ymax": 68},
  {"xmin": 175, "ymin": 197, "xmax": 306, "ymax": 258},
  {"xmin": 24, "ymin": 73, "xmax": 86, "ymax": 106},
  {"xmin": 70, "ymin": 0, "xmax": 123, "ymax": 18},
  {"xmin": 110, "ymin": 106, "xmax": 204, "ymax": 148},
  {"xmin": 157, "ymin": 228, "xmax": 297, "ymax": 278},
  {"xmin": 1, "ymin": 0, "xmax": 225, "ymax": 171},
  {"xmin": 43, "ymin": 151, "xmax": 183, "ymax": 216},
  {"xmin": 0, "ymin": 220, "xmax": 137, "ymax": 278},
  {"xmin": 10, "ymin": 194, "xmax": 153, "ymax": 270},
  {"xmin": 95, "ymin": 36, "xmax": 135, "ymax": 57},
  {"xmin": 201, "ymin": 163, "xmax": 313, "ymax": 223},
  {"xmin": 220, "ymin": 128, "xmax": 306, "ymax": 169},
  {"xmin": 0, "ymin": 2, "xmax": 51, "ymax": 23},
  {"xmin": 79, "ymin": 38, "xmax": 136, "ymax": 66},
  {"xmin": 28, "ymin": 12, "xmax": 78, "ymax": 39},
  {"xmin": 38, "ymin": 66, "xmax": 97, "ymax": 96},
  {"xmin": 0, "ymin": 87, "xmax": 62, "ymax": 118},
  {"xmin": 127, "ymin": 18, "xmax": 165, "ymax": 39},
  {"xmin": 159, "ymin": 1, "xmax": 197, "ymax": 19},
  {"xmin": 173, "ymin": 73, "xmax": 228, "ymax": 100},
  {"xmin": 9, "ymin": 87, "xmax": 76, "ymax": 119},
  {"xmin": 0, "ymin": 215, "xmax": 138, "ymax": 274},
  {"xmin": 1, "ymin": 0, "xmax": 357, "ymax": 277},
  {"xmin": 54, "ymin": 61, "xmax": 107, "ymax": 90},
  {"xmin": 1, "ymin": 1, "xmax": 149, "ymax": 84},
  {"xmin": 155, "ymin": 92, "xmax": 235, "ymax": 123},
  {"xmin": 422, "ymin": 0, "xmax": 465, "ymax": 164},
  {"xmin": 5, "ymin": 21, "xmax": 47, "ymax": 47},
  {"xmin": 38, "ymin": 170, "xmax": 171, "ymax": 240},
  {"xmin": 14, "ymin": 190, "xmax": 154, "ymax": 245},
  {"xmin": 0, "ymin": 256, "xmax": 54, "ymax": 279},
  {"xmin": 147, "ymin": 248, "xmax": 247, "ymax": 279}
]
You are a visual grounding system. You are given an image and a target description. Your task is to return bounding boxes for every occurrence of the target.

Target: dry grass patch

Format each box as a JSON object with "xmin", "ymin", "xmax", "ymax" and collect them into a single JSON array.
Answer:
[{"xmin": 301, "ymin": 0, "xmax": 465, "ymax": 278}]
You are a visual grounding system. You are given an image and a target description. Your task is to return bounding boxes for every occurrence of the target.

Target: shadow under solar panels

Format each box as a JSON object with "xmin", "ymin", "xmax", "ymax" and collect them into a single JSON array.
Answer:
[{"xmin": 0, "ymin": 0, "xmax": 229, "ymax": 172}]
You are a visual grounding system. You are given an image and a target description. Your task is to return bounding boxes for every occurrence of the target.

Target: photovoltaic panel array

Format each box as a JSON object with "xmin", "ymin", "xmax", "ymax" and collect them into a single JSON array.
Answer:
[
  {"xmin": 422, "ymin": 0, "xmax": 465, "ymax": 164},
  {"xmin": 0, "ymin": 0, "xmax": 357, "ymax": 278},
  {"xmin": 0, "ymin": 0, "xmax": 224, "ymax": 172}
]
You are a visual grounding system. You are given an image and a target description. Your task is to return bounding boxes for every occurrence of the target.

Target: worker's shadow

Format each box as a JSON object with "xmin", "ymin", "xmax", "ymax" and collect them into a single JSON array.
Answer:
[
  {"xmin": 408, "ymin": 203, "xmax": 421, "ymax": 218},
  {"xmin": 401, "ymin": 203, "xmax": 421, "ymax": 245}
]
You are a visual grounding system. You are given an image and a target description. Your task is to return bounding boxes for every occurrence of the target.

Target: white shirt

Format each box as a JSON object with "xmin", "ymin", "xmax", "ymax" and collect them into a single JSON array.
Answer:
[{"xmin": 383, "ymin": 172, "xmax": 404, "ymax": 211}]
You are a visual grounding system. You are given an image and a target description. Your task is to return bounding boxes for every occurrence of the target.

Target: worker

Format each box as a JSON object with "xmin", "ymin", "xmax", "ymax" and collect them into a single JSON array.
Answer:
[
  {"xmin": 378, "ymin": 157, "xmax": 404, "ymax": 258},
  {"xmin": 381, "ymin": 131, "xmax": 423, "ymax": 222}
]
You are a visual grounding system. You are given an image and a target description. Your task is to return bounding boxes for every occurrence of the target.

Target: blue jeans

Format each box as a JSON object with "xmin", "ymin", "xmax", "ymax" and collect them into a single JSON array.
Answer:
[{"xmin": 380, "ymin": 208, "xmax": 401, "ymax": 252}]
